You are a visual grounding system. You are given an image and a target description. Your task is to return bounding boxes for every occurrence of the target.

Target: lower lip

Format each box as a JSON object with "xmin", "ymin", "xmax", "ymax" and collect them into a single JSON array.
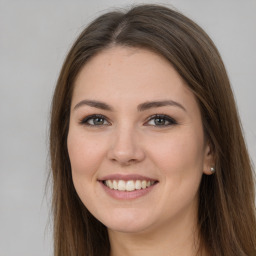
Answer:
[{"xmin": 99, "ymin": 181, "xmax": 157, "ymax": 200}]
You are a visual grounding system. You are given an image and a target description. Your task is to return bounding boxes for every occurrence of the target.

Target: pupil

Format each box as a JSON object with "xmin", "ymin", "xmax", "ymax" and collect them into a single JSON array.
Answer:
[
  {"xmin": 155, "ymin": 118, "xmax": 165, "ymax": 125},
  {"xmin": 94, "ymin": 118, "xmax": 104, "ymax": 125}
]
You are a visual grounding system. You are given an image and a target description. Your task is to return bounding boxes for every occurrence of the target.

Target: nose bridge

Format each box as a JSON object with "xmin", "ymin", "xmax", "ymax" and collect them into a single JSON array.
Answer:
[{"xmin": 107, "ymin": 122, "xmax": 144, "ymax": 164}]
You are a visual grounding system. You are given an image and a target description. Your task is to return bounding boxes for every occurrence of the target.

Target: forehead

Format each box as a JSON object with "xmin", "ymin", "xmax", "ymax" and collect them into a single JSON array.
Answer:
[{"xmin": 72, "ymin": 46, "xmax": 195, "ymax": 107}]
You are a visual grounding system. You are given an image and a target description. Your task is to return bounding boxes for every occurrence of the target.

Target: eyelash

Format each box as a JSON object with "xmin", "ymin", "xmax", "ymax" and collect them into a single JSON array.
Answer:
[{"xmin": 79, "ymin": 114, "xmax": 177, "ymax": 128}]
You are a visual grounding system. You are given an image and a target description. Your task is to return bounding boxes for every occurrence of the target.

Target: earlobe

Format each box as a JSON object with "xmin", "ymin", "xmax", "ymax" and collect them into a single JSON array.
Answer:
[
  {"xmin": 203, "ymin": 143, "xmax": 215, "ymax": 175},
  {"xmin": 210, "ymin": 167, "xmax": 216, "ymax": 174},
  {"xmin": 204, "ymin": 166, "xmax": 216, "ymax": 175}
]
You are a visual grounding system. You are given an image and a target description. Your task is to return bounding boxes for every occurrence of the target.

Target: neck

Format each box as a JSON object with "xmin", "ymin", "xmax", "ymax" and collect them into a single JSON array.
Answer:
[{"xmin": 108, "ymin": 206, "xmax": 206, "ymax": 256}]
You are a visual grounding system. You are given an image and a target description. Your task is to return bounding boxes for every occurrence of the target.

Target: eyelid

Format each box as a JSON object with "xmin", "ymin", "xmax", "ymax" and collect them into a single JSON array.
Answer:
[
  {"xmin": 79, "ymin": 114, "xmax": 111, "ymax": 126},
  {"xmin": 144, "ymin": 114, "xmax": 177, "ymax": 126},
  {"xmin": 79, "ymin": 113, "xmax": 177, "ymax": 127}
]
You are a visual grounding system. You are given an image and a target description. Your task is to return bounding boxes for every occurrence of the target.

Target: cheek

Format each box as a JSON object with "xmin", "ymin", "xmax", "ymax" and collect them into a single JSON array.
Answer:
[
  {"xmin": 67, "ymin": 131, "xmax": 108, "ymax": 210},
  {"xmin": 67, "ymin": 132, "xmax": 105, "ymax": 177},
  {"xmin": 148, "ymin": 129, "xmax": 205, "ymax": 180},
  {"xmin": 146, "ymin": 130, "xmax": 205, "ymax": 217}
]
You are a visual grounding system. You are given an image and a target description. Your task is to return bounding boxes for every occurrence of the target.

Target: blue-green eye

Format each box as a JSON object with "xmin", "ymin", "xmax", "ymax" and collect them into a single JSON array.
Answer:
[
  {"xmin": 146, "ymin": 114, "xmax": 177, "ymax": 126},
  {"xmin": 80, "ymin": 114, "xmax": 176, "ymax": 127},
  {"xmin": 80, "ymin": 114, "xmax": 110, "ymax": 126}
]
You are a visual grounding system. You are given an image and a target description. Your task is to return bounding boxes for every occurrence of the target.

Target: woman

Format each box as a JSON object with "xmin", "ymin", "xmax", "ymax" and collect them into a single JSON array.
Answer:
[{"xmin": 49, "ymin": 4, "xmax": 256, "ymax": 256}]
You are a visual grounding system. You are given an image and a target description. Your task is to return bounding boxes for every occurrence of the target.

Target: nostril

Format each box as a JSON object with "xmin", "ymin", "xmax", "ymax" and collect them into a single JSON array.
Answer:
[
  {"xmin": 107, "ymin": 137, "xmax": 146, "ymax": 164},
  {"xmin": 110, "ymin": 157, "xmax": 138, "ymax": 166}
]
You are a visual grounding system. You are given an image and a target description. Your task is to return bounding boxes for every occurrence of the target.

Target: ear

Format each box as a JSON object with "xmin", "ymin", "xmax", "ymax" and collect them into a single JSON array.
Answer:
[{"xmin": 203, "ymin": 142, "xmax": 215, "ymax": 175}]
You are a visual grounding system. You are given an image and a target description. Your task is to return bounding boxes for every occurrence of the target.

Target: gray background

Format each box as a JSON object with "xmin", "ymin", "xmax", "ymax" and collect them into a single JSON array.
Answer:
[{"xmin": 0, "ymin": 0, "xmax": 255, "ymax": 255}]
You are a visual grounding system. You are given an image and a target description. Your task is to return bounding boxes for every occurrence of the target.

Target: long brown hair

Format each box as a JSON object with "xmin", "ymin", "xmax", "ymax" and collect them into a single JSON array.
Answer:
[{"xmin": 49, "ymin": 4, "xmax": 256, "ymax": 256}]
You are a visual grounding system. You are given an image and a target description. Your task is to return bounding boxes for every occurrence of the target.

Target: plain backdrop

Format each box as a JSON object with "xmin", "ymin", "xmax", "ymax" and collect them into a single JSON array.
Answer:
[{"xmin": 0, "ymin": 0, "xmax": 255, "ymax": 255}]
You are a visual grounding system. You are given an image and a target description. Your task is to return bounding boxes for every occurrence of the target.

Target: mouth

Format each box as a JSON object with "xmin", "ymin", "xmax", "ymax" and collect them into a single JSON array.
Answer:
[
  {"xmin": 98, "ymin": 174, "xmax": 159, "ymax": 199},
  {"xmin": 102, "ymin": 179, "xmax": 158, "ymax": 192}
]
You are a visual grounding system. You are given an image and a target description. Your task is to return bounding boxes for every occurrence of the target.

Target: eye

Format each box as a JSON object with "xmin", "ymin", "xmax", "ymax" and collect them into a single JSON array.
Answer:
[
  {"xmin": 145, "ymin": 114, "xmax": 177, "ymax": 127},
  {"xmin": 80, "ymin": 114, "xmax": 110, "ymax": 126}
]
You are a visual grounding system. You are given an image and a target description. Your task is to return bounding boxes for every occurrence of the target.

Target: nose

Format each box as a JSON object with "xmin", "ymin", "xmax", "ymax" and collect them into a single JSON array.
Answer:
[{"xmin": 107, "ymin": 126, "xmax": 145, "ymax": 165}]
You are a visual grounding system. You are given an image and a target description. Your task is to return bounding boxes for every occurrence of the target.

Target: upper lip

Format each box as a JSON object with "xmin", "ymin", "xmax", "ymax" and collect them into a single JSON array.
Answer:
[{"xmin": 98, "ymin": 174, "xmax": 158, "ymax": 181}]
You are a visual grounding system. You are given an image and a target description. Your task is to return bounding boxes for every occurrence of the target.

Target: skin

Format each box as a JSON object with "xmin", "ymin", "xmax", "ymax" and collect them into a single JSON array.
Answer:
[{"xmin": 67, "ymin": 46, "xmax": 213, "ymax": 256}]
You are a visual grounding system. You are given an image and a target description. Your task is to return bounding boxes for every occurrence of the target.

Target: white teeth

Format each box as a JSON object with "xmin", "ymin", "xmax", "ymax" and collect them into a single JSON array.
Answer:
[
  {"xmin": 141, "ymin": 180, "xmax": 147, "ymax": 189},
  {"xmin": 106, "ymin": 180, "xmax": 113, "ymax": 189},
  {"xmin": 117, "ymin": 180, "xmax": 126, "ymax": 191},
  {"xmin": 126, "ymin": 180, "xmax": 135, "ymax": 191},
  {"xmin": 135, "ymin": 180, "xmax": 142, "ymax": 190},
  {"xmin": 104, "ymin": 180, "xmax": 156, "ymax": 191},
  {"xmin": 113, "ymin": 180, "xmax": 118, "ymax": 190}
]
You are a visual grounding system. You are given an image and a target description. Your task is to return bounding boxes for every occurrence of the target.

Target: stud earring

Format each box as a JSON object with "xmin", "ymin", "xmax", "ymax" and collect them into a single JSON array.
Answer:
[{"xmin": 210, "ymin": 167, "xmax": 216, "ymax": 174}]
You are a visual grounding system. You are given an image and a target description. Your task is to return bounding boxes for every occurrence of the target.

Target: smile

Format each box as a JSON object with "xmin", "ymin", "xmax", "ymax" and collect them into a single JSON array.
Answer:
[
  {"xmin": 99, "ymin": 174, "xmax": 159, "ymax": 199},
  {"xmin": 103, "ymin": 180, "xmax": 157, "ymax": 191}
]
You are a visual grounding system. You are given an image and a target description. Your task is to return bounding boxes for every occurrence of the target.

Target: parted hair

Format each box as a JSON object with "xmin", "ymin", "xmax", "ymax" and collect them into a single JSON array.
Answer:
[{"xmin": 49, "ymin": 4, "xmax": 256, "ymax": 256}]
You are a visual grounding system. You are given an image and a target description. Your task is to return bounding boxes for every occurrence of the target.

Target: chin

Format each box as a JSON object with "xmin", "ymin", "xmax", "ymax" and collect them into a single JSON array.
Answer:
[
  {"xmin": 106, "ymin": 221, "xmax": 151, "ymax": 234},
  {"xmin": 98, "ymin": 208, "xmax": 156, "ymax": 234}
]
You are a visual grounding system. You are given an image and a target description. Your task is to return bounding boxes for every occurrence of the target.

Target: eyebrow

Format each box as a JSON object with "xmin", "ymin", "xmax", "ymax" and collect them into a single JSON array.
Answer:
[
  {"xmin": 138, "ymin": 100, "xmax": 186, "ymax": 112},
  {"xmin": 74, "ymin": 100, "xmax": 113, "ymax": 111},
  {"xmin": 73, "ymin": 99, "xmax": 186, "ymax": 112}
]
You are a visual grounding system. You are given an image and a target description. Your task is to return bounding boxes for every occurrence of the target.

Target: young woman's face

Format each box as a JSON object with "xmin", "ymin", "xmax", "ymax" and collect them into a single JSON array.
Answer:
[{"xmin": 68, "ymin": 46, "xmax": 213, "ymax": 234}]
